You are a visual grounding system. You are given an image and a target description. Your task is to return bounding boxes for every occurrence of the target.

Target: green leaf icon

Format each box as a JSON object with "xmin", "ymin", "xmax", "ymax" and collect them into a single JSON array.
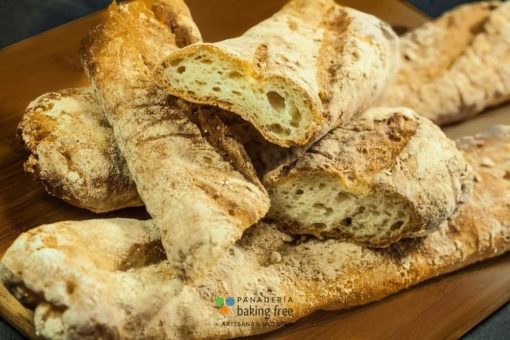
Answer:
[{"xmin": 215, "ymin": 296, "xmax": 224, "ymax": 307}]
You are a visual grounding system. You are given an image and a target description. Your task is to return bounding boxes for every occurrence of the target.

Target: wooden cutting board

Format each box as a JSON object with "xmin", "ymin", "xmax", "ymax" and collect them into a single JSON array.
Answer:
[{"xmin": 0, "ymin": 1, "xmax": 509, "ymax": 338}]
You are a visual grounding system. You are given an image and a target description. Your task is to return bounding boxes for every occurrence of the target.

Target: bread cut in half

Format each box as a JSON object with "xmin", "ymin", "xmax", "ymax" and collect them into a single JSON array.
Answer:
[
  {"xmin": 18, "ymin": 87, "xmax": 142, "ymax": 213},
  {"xmin": 161, "ymin": 0, "xmax": 399, "ymax": 147},
  {"xmin": 265, "ymin": 107, "xmax": 473, "ymax": 247},
  {"xmin": 81, "ymin": 0, "xmax": 269, "ymax": 281},
  {"xmin": 1, "ymin": 126, "xmax": 509, "ymax": 339},
  {"xmin": 376, "ymin": 1, "xmax": 510, "ymax": 125}
]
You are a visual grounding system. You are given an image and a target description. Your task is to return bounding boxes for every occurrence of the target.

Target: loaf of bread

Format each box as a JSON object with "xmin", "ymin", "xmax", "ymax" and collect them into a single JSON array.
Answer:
[
  {"xmin": 160, "ymin": 0, "xmax": 399, "ymax": 147},
  {"xmin": 81, "ymin": 0, "xmax": 269, "ymax": 281},
  {"xmin": 18, "ymin": 87, "xmax": 143, "ymax": 213},
  {"xmin": 264, "ymin": 107, "xmax": 472, "ymax": 247},
  {"xmin": 376, "ymin": 2, "xmax": 510, "ymax": 125},
  {"xmin": 1, "ymin": 125, "xmax": 509, "ymax": 339}
]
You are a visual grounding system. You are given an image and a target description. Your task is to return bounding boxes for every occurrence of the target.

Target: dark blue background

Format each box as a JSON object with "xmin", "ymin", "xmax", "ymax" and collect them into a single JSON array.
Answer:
[
  {"xmin": 0, "ymin": 0, "xmax": 507, "ymax": 339},
  {"xmin": 407, "ymin": 0, "xmax": 480, "ymax": 17},
  {"xmin": 0, "ymin": 0, "xmax": 110, "ymax": 48}
]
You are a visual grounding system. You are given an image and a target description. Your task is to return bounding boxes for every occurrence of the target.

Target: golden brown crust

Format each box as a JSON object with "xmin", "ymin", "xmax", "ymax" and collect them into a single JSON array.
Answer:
[
  {"xmin": 18, "ymin": 86, "xmax": 286, "ymax": 210},
  {"xmin": 17, "ymin": 0, "xmax": 204, "ymax": 213},
  {"xmin": 161, "ymin": 0, "xmax": 399, "ymax": 146},
  {"xmin": 18, "ymin": 87, "xmax": 143, "ymax": 213},
  {"xmin": 1, "ymin": 126, "xmax": 509, "ymax": 339},
  {"xmin": 151, "ymin": 0, "xmax": 202, "ymax": 47},
  {"xmin": 377, "ymin": 2, "xmax": 510, "ymax": 125},
  {"xmin": 81, "ymin": 0, "xmax": 269, "ymax": 280},
  {"xmin": 264, "ymin": 107, "xmax": 473, "ymax": 247}
]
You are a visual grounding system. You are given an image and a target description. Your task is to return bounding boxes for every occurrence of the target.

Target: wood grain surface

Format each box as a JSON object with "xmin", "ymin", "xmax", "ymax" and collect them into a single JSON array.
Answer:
[{"xmin": 0, "ymin": 1, "xmax": 508, "ymax": 339}]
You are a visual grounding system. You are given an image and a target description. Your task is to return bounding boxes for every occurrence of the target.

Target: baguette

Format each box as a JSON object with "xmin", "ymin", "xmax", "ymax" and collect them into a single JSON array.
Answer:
[
  {"xmin": 81, "ymin": 0, "xmax": 269, "ymax": 280},
  {"xmin": 161, "ymin": 0, "xmax": 399, "ymax": 147},
  {"xmin": 376, "ymin": 1, "xmax": 510, "ymax": 125},
  {"xmin": 2, "ymin": 125, "xmax": 509, "ymax": 339},
  {"xmin": 18, "ymin": 87, "xmax": 143, "ymax": 213},
  {"xmin": 264, "ymin": 107, "xmax": 473, "ymax": 247}
]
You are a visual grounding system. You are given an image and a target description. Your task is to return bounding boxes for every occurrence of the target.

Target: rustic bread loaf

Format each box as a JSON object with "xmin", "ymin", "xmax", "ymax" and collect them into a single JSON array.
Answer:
[
  {"xmin": 161, "ymin": 0, "xmax": 399, "ymax": 147},
  {"xmin": 264, "ymin": 107, "xmax": 473, "ymax": 247},
  {"xmin": 376, "ymin": 1, "xmax": 510, "ymax": 125},
  {"xmin": 18, "ymin": 87, "xmax": 143, "ymax": 213},
  {"xmin": 81, "ymin": 0, "xmax": 269, "ymax": 281},
  {"xmin": 2, "ymin": 125, "xmax": 509, "ymax": 339}
]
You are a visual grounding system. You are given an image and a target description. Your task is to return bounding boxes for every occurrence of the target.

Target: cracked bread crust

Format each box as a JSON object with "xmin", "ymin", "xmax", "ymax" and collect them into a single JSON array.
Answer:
[
  {"xmin": 18, "ymin": 87, "xmax": 143, "ymax": 213},
  {"xmin": 1, "ymin": 126, "xmax": 509, "ymax": 339},
  {"xmin": 377, "ymin": 1, "xmax": 510, "ymax": 125},
  {"xmin": 161, "ymin": 0, "xmax": 399, "ymax": 147},
  {"xmin": 81, "ymin": 0, "xmax": 269, "ymax": 281},
  {"xmin": 264, "ymin": 107, "xmax": 473, "ymax": 247},
  {"xmin": 18, "ymin": 87, "xmax": 279, "ymax": 211},
  {"xmin": 17, "ymin": 0, "xmax": 204, "ymax": 214}
]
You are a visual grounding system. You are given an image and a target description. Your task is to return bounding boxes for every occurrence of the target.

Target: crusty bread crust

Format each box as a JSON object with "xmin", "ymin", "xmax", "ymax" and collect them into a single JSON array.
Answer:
[
  {"xmin": 19, "ymin": 86, "xmax": 302, "ymax": 200},
  {"xmin": 161, "ymin": 0, "xmax": 399, "ymax": 146},
  {"xmin": 264, "ymin": 107, "xmax": 473, "ymax": 247},
  {"xmin": 17, "ymin": 0, "xmax": 203, "ymax": 214},
  {"xmin": 1, "ymin": 125, "xmax": 509, "ymax": 339},
  {"xmin": 151, "ymin": 0, "xmax": 202, "ymax": 48},
  {"xmin": 377, "ymin": 2, "xmax": 510, "ymax": 125},
  {"xmin": 81, "ymin": 0, "xmax": 269, "ymax": 280},
  {"xmin": 18, "ymin": 87, "xmax": 286, "ymax": 210},
  {"xmin": 18, "ymin": 87, "xmax": 143, "ymax": 213}
]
